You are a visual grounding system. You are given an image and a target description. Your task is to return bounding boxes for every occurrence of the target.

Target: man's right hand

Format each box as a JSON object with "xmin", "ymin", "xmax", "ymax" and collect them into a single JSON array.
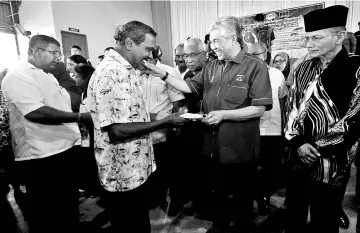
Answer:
[
  {"xmin": 164, "ymin": 111, "xmax": 186, "ymax": 126},
  {"xmin": 143, "ymin": 61, "xmax": 166, "ymax": 78},
  {"xmin": 297, "ymin": 143, "xmax": 321, "ymax": 165}
]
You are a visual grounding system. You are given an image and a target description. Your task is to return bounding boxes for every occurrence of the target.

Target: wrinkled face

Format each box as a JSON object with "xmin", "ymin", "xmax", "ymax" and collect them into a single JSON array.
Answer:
[
  {"xmin": 71, "ymin": 48, "xmax": 81, "ymax": 55},
  {"xmin": 66, "ymin": 58, "xmax": 77, "ymax": 73},
  {"xmin": 184, "ymin": 44, "xmax": 206, "ymax": 72},
  {"xmin": 34, "ymin": 43, "xmax": 62, "ymax": 70},
  {"xmin": 304, "ymin": 28, "xmax": 339, "ymax": 59},
  {"xmin": 174, "ymin": 47, "xmax": 186, "ymax": 68},
  {"xmin": 273, "ymin": 56, "xmax": 286, "ymax": 71},
  {"xmin": 129, "ymin": 33, "xmax": 156, "ymax": 69},
  {"xmin": 209, "ymin": 28, "xmax": 234, "ymax": 60},
  {"xmin": 74, "ymin": 72, "xmax": 86, "ymax": 89}
]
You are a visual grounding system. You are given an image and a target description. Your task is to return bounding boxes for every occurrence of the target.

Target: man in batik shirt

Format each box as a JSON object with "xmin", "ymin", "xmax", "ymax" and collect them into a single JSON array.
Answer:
[
  {"xmin": 87, "ymin": 21, "xmax": 185, "ymax": 233},
  {"xmin": 284, "ymin": 5, "xmax": 360, "ymax": 233}
]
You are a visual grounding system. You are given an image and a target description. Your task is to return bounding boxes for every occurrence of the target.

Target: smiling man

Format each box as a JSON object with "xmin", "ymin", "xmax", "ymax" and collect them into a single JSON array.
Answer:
[
  {"xmin": 144, "ymin": 16, "xmax": 272, "ymax": 233},
  {"xmin": 87, "ymin": 21, "xmax": 185, "ymax": 233},
  {"xmin": 284, "ymin": 5, "xmax": 360, "ymax": 233},
  {"xmin": 1, "ymin": 35, "xmax": 92, "ymax": 233}
]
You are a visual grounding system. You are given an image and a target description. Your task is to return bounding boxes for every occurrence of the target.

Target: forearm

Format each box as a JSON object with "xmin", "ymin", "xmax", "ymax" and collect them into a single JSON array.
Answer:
[
  {"xmin": 222, "ymin": 106, "xmax": 265, "ymax": 121},
  {"xmin": 166, "ymin": 75, "xmax": 191, "ymax": 93},
  {"xmin": 107, "ymin": 118, "xmax": 169, "ymax": 143},
  {"xmin": 25, "ymin": 106, "xmax": 79, "ymax": 124}
]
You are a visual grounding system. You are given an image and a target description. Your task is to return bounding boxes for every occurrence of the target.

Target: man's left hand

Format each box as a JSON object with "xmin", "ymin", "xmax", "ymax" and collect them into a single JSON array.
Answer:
[{"xmin": 203, "ymin": 111, "xmax": 225, "ymax": 125}]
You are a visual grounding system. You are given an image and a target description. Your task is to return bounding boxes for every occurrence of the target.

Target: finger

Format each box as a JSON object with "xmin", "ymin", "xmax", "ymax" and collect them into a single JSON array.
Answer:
[
  {"xmin": 204, "ymin": 112, "xmax": 214, "ymax": 120},
  {"xmin": 308, "ymin": 145, "xmax": 321, "ymax": 157}
]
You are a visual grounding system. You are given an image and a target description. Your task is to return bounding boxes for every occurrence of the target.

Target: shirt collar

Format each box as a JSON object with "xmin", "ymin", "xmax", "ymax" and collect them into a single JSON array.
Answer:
[
  {"xmin": 107, "ymin": 49, "xmax": 133, "ymax": 70},
  {"xmin": 222, "ymin": 47, "xmax": 247, "ymax": 64}
]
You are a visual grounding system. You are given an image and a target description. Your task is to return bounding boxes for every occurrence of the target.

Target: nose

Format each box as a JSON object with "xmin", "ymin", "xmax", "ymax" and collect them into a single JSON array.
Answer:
[{"xmin": 306, "ymin": 39, "xmax": 314, "ymax": 49}]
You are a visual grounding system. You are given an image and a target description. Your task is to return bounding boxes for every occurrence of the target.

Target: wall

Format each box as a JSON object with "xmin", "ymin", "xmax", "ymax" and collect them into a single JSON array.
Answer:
[{"xmin": 51, "ymin": 1, "xmax": 153, "ymax": 65}]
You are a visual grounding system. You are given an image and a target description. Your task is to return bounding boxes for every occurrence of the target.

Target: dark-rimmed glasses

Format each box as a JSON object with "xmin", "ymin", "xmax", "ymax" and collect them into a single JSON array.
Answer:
[
  {"xmin": 184, "ymin": 51, "xmax": 204, "ymax": 59},
  {"xmin": 38, "ymin": 48, "xmax": 63, "ymax": 59}
]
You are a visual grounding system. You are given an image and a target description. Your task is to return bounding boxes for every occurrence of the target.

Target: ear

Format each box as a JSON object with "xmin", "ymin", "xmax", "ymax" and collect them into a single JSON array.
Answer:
[
  {"xmin": 125, "ymin": 37, "xmax": 133, "ymax": 51},
  {"xmin": 335, "ymin": 31, "xmax": 346, "ymax": 45},
  {"xmin": 31, "ymin": 47, "xmax": 40, "ymax": 58}
]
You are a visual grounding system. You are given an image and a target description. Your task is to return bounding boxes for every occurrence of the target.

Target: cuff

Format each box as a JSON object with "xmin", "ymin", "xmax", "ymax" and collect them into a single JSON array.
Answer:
[
  {"xmin": 252, "ymin": 98, "xmax": 272, "ymax": 111},
  {"xmin": 289, "ymin": 135, "xmax": 310, "ymax": 150}
]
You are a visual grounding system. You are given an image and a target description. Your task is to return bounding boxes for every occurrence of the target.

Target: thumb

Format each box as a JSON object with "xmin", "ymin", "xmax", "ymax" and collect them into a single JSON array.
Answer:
[{"xmin": 308, "ymin": 144, "xmax": 321, "ymax": 157}]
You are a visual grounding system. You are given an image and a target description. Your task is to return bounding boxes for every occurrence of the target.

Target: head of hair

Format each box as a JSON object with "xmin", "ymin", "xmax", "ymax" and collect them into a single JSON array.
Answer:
[
  {"xmin": 184, "ymin": 38, "xmax": 205, "ymax": 52},
  {"xmin": 74, "ymin": 64, "xmax": 95, "ymax": 98},
  {"xmin": 175, "ymin": 43, "xmax": 184, "ymax": 53},
  {"xmin": 28, "ymin": 35, "xmax": 60, "ymax": 56},
  {"xmin": 152, "ymin": 45, "xmax": 162, "ymax": 61},
  {"xmin": 104, "ymin": 47, "xmax": 114, "ymax": 53},
  {"xmin": 204, "ymin": 34, "xmax": 210, "ymax": 44},
  {"xmin": 114, "ymin": 21, "xmax": 157, "ymax": 45},
  {"xmin": 98, "ymin": 55, "xmax": 104, "ymax": 60},
  {"xmin": 208, "ymin": 16, "xmax": 243, "ymax": 48},
  {"xmin": 71, "ymin": 45, "xmax": 81, "ymax": 51},
  {"xmin": 68, "ymin": 54, "xmax": 87, "ymax": 64},
  {"xmin": 254, "ymin": 14, "xmax": 265, "ymax": 22}
]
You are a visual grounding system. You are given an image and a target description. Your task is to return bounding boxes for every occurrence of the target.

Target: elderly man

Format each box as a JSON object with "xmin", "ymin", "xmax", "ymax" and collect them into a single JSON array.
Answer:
[
  {"xmin": 1, "ymin": 35, "xmax": 91, "ymax": 233},
  {"xmin": 87, "ymin": 21, "xmax": 185, "ymax": 233},
  {"xmin": 174, "ymin": 43, "xmax": 187, "ymax": 74},
  {"xmin": 284, "ymin": 5, "xmax": 360, "ymax": 233},
  {"xmin": 139, "ymin": 45, "xmax": 186, "ymax": 216},
  {"xmin": 248, "ymin": 42, "xmax": 286, "ymax": 215},
  {"xmin": 145, "ymin": 16, "xmax": 272, "ymax": 233}
]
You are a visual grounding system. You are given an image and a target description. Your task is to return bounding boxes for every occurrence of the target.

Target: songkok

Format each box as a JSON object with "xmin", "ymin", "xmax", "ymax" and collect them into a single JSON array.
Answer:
[{"xmin": 304, "ymin": 5, "xmax": 348, "ymax": 32}]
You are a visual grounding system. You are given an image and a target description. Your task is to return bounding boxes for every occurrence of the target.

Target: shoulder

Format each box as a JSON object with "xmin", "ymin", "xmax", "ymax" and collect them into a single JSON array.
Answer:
[
  {"xmin": 347, "ymin": 54, "xmax": 360, "ymax": 73},
  {"xmin": 243, "ymin": 53, "xmax": 268, "ymax": 68}
]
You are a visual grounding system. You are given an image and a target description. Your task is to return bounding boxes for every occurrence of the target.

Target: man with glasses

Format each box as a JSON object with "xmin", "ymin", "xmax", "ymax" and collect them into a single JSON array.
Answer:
[
  {"xmin": 144, "ymin": 16, "xmax": 272, "ymax": 233},
  {"xmin": 174, "ymin": 43, "xmax": 187, "ymax": 74},
  {"xmin": 284, "ymin": 6, "xmax": 360, "ymax": 233},
  {"xmin": 1, "ymin": 35, "xmax": 91, "ymax": 233},
  {"xmin": 248, "ymin": 42, "xmax": 286, "ymax": 216}
]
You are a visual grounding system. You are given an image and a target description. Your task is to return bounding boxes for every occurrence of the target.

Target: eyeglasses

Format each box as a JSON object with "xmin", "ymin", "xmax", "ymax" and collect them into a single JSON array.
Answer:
[
  {"xmin": 184, "ymin": 51, "xmax": 204, "ymax": 59},
  {"xmin": 252, "ymin": 51, "xmax": 266, "ymax": 56},
  {"xmin": 302, "ymin": 31, "xmax": 342, "ymax": 44},
  {"xmin": 38, "ymin": 48, "xmax": 63, "ymax": 59},
  {"xmin": 273, "ymin": 59, "xmax": 285, "ymax": 65}
]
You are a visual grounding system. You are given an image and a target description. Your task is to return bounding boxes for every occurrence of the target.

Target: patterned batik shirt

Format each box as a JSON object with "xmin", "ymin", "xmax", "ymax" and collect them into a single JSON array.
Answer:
[
  {"xmin": 285, "ymin": 48, "xmax": 360, "ymax": 186},
  {"xmin": 0, "ymin": 89, "xmax": 10, "ymax": 154},
  {"xmin": 87, "ymin": 49, "xmax": 156, "ymax": 192}
]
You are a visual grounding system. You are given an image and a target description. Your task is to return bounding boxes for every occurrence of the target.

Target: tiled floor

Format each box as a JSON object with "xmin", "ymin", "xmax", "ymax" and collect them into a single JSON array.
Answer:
[{"xmin": 2, "ymin": 166, "xmax": 358, "ymax": 233}]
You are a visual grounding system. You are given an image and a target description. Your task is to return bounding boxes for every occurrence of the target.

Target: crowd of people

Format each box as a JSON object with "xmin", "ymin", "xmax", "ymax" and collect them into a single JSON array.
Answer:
[{"xmin": 1, "ymin": 4, "xmax": 360, "ymax": 233}]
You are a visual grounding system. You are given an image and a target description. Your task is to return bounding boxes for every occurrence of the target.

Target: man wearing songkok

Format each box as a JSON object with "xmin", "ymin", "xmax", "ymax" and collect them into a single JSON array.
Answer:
[
  {"xmin": 284, "ymin": 5, "xmax": 360, "ymax": 233},
  {"xmin": 144, "ymin": 16, "xmax": 272, "ymax": 233}
]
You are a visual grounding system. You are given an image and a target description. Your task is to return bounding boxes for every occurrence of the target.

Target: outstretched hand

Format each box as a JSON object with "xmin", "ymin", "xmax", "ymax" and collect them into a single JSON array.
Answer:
[{"xmin": 142, "ymin": 61, "xmax": 166, "ymax": 78}]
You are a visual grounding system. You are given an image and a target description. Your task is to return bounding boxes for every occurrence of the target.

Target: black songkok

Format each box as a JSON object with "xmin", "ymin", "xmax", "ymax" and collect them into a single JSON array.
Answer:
[{"xmin": 304, "ymin": 5, "xmax": 348, "ymax": 32}]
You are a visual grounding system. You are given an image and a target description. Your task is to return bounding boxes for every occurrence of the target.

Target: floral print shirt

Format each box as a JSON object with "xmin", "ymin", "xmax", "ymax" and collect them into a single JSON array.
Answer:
[
  {"xmin": 87, "ymin": 49, "xmax": 156, "ymax": 192},
  {"xmin": 0, "ymin": 89, "xmax": 10, "ymax": 154}
]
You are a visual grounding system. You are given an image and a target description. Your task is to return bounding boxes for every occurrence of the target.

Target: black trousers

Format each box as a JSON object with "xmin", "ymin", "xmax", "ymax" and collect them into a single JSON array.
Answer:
[
  {"xmin": 105, "ymin": 182, "xmax": 150, "ymax": 233},
  {"xmin": 285, "ymin": 170, "xmax": 342, "ymax": 233},
  {"xmin": 211, "ymin": 161, "xmax": 256, "ymax": 233},
  {"xmin": 257, "ymin": 136, "xmax": 285, "ymax": 199},
  {"xmin": 19, "ymin": 147, "xmax": 79, "ymax": 233}
]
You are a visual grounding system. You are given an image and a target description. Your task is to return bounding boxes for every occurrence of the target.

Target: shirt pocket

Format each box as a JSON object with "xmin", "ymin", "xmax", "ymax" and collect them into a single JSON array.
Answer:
[{"xmin": 223, "ymin": 81, "xmax": 249, "ymax": 108}]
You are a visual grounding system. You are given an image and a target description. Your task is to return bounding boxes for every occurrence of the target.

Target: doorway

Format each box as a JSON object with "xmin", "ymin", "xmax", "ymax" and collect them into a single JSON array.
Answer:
[{"xmin": 61, "ymin": 31, "xmax": 89, "ymax": 63}]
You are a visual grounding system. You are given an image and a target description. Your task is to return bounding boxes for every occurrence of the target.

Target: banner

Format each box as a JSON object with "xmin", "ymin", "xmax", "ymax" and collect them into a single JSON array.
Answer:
[{"xmin": 239, "ymin": 3, "xmax": 324, "ymax": 51}]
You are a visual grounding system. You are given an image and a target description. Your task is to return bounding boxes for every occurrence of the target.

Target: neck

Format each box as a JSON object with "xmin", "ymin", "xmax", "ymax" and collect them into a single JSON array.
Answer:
[
  {"xmin": 319, "ymin": 45, "xmax": 342, "ymax": 69},
  {"xmin": 226, "ymin": 45, "xmax": 241, "ymax": 61},
  {"xmin": 115, "ymin": 47, "xmax": 135, "ymax": 68},
  {"xmin": 28, "ymin": 58, "xmax": 44, "ymax": 70}
]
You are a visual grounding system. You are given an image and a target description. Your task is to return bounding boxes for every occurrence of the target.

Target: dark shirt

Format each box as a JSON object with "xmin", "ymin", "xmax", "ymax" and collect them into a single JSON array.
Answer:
[
  {"xmin": 183, "ymin": 70, "xmax": 202, "ymax": 113},
  {"xmin": 46, "ymin": 62, "xmax": 82, "ymax": 112},
  {"xmin": 185, "ymin": 48, "xmax": 272, "ymax": 164}
]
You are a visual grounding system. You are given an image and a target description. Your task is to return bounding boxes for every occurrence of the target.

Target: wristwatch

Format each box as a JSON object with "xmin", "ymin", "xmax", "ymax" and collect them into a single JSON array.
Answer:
[{"xmin": 161, "ymin": 71, "xmax": 169, "ymax": 81}]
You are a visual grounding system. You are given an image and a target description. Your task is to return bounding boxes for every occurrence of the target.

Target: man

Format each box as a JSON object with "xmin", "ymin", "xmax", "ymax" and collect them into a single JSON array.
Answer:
[
  {"xmin": 342, "ymin": 31, "xmax": 357, "ymax": 54},
  {"xmin": 248, "ymin": 42, "xmax": 286, "ymax": 215},
  {"xmin": 86, "ymin": 21, "xmax": 185, "ymax": 233},
  {"xmin": 174, "ymin": 43, "xmax": 187, "ymax": 74},
  {"xmin": 252, "ymin": 13, "xmax": 276, "ymax": 64},
  {"xmin": 1, "ymin": 35, "xmax": 91, "ymax": 233},
  {"xmin": 284, "ymin": 6, "xmax": 360, "ymax": 233},
  {"xmin": 144, "ymin": 16, "xmax": 272, "ymax": 233},
  {"xmin": 139, "ymin": 45, "xmax": 186, "ymax": 216},
  {"xmin": 71, "ymin": 45, "xmax": 92, "ymax": 66},
  {"xmin": 354, "ymin": 22, "xmax": 360, "ymax": 55}
]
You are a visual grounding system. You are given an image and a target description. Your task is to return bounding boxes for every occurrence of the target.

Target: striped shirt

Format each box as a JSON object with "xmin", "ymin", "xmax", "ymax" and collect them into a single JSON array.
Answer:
[{"xmin": 285, "ymin": 47, "xmax": 360, "ymax": 185}]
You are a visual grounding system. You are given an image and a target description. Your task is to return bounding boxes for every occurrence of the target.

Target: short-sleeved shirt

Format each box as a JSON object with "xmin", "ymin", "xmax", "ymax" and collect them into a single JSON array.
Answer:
[
  {"xmin": 139, "ymin": 61, "xmax": 184, "ymax": 144},
  {"xmin": 87, "ymin": 49, "xmax": 156, "ymax": 192},
  {"xmin": 260, "ymin": 66, "xmax": 286, "ymax": 136},
  {"xmin": 185, "ymin": 48, "xmax": 272, "ymax": 163},
  {"xmin": 1, "ymin": 61, "xmax": 81, "ymax": 161}
]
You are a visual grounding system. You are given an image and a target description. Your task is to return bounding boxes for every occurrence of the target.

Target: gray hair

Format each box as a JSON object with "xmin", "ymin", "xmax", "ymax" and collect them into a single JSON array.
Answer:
[
  {"xmin": 114, "ymin": 21, "xmax": 157, "ymax": 45},
  {"xmin": 184, "ymin": 38, "xmax": 205, "ymax": 52},
  {"xmin": 208, "ymin": 16, "xmax": 243, "ymax": 47},
  {"xmin": 28, "ymin": 35, "xmax": 60, "ymax": 55}
]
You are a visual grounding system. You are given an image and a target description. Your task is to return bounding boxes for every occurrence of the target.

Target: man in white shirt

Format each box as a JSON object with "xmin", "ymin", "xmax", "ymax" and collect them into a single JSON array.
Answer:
[
  {"xmin": 248, "ymin": 42, "xmax": 286, "ymax": 215},
  {"xmin": 174, "ymin": 43, "xmax": 187, "ymax": 74},
  {"xmin": 1, "ymin": 35, "xmax": 91, "ymax": 233},
  {"xmin": 139, "ymin": 45, "xmax": 186, "ymax": 216}
]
